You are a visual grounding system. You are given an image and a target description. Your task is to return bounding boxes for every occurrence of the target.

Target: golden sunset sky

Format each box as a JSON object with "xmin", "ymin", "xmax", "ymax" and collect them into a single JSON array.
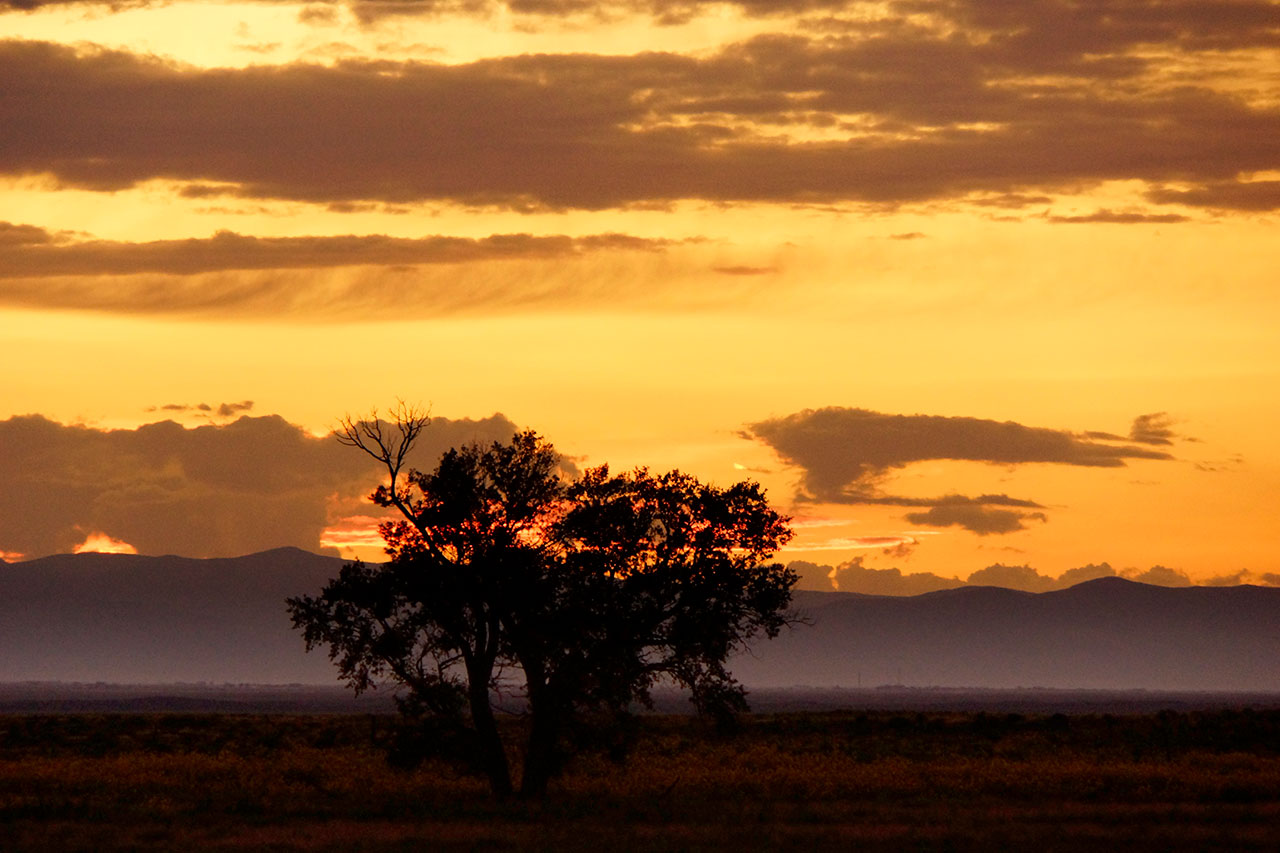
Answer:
[{"xmin": 1, "ymin": 0, "xmax": 1278, "ymax": 589}]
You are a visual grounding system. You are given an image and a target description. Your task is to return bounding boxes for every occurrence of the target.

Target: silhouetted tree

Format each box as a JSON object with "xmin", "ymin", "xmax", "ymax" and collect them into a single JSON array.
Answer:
[{"xmin": 288, "ymin": 406, "xmax": 795, "ymax": 798}]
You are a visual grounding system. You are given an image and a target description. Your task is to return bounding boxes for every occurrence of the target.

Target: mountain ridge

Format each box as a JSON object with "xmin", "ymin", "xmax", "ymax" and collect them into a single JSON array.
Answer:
[{"xmin": 3, "ymin": 549, "xmax": 1278, "ymax": 690}]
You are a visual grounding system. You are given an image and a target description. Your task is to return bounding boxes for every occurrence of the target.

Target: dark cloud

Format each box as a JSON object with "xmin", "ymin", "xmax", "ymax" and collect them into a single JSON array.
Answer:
[
  {"xmin": 829, "ymin": 556, "xmax": 963, "ymax": 595},
  {"xmin": 880, "ymin": 539, "xmax": 916, "ymax": 560},
  {"xmin": 348, "ymin": 0, "xmax": 492, "ymax": 22},
  {"xmin": 0, "ymin": 224, "xmax": 666, "ymax": 278},
  {"xmin": 785, "ymin": 559, "xmax": 834, "ymax": 590},
  {"xmin": 971, "ymin": 193, "xmax": 1056, "ymax": 209},
  {"xmin": 712, "ymin": 265, "xmax": 776, "ymax": 276},
  {"xmin": 218, "ymin": 400, "xmax": 256, "ymax": 417},
  {"xmin": 1056, "ymin": 562, "xmax": 1118, "ymax": 586},
  {"xmin": 0, "ymin": 221, "xmax": 57, "ymax": 245},
  {"xmin": 1146, "ymin": 181, "xmax": 1280, "ymax": 212},
  {"xmin": 0, "ymin": 412, "xmax": 521, "ymax": 559},
  {"xmin": 2, "ymin": 24, "xmax": 1277, "ymax": 211},
  {"xmin": 854, "ymin": 494, "xmax": 1047, "ymax": 536},
  {"xmin": 0, "ymin": 0, "xmax": 845, "ymax": 16},
  {"xmin": 912, "ymin": 0, "xmax": 1280, "ymax": 57},
  {"xmin": 0, "ymin": 0, "xmax": 92, "ymax": 8},
  {"xmin": 1199, "ymin": 569, "xmax": 1280, "ymax": 587},
  {"xmin": 147, "ymin": 400, "xmax": 255, "ymax": 418},
  {"xmin": 1083, "ymin": 413, "xmax": 1185, "ymax": 448},
  {"xmin": 904, "ymin": 503, "xmax": 1047, "ymax": 536},
  {"xmin": 1128, "ymin": 412, "xmax": 1178, "ymax": 446},
  {"xmin": 1127, "ymin": 564, "xmax": 1193, "ymax": 587},
  {"xmin": 746, "ymin": 407, "xmax": 1174, "ymax": 504},
  {"xmin": 1202, "ymin": 569, "xmax": 1253, "ymax": 587},
  {"xmin": 965, "ymin": 563, "xmax": 1057, "ymax": 592},
  {"xmin": 858, "ymin": 493, "xmax": 1045, "ymax": 509},
  {"xmin": 786, "ymin": 557, "xmax": 964, "ymax": 594},
  {"xmin": 1046, "ymin": 210, "xmax": 1191, "ymax": 224},
  {"xmin": 747, "ymin": 407, "xmax": 1175, "ymax": 536}
]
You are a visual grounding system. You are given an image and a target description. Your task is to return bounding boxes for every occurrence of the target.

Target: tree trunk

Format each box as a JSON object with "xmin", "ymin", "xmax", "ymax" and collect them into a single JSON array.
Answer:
[
  {"xmin": 520, "ymin": 703, "xmax": 559, "ymax": 799},
  {"xmin": 519, "ymin": 671, "xmax": 563, "ymax": 799},
  {"xmin": 468, "ymin": 672, "xmax": 513, "ymax": 798}
]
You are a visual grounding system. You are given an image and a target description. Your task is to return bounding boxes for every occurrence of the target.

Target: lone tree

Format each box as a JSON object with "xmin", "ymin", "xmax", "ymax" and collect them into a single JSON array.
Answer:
[{"xmin": 288, "ymin": 406, "xmax": 796, "ymax": 798}]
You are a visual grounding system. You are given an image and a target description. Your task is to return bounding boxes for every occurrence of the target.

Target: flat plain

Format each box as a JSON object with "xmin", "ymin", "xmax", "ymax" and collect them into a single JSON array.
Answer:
[{"xmin": 2, "ymin": 705, "xmax": 1279, "ymax": 851}]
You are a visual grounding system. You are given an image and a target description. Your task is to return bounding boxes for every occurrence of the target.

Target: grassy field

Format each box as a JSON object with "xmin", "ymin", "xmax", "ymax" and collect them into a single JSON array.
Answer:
[{"xmin": 2, "ymin": 709, "xmax": 1279, "ymax": 851}]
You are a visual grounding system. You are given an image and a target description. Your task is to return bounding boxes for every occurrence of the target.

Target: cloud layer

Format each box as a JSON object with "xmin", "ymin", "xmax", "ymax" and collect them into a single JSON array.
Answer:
[
  {"xmin": 2, "ymin": 9, "xmax": 1277, "ymax": 212},
  {"xmin": 0, "ymin": 225, "xmax": 665, "ymax": 278},
  {"xmin": 0, "ymin": 412, "xmax": 521, "ymax": 559},
  {"xmin": 0, "ymin": 223, "xmax": 678, "ymax": 316}
]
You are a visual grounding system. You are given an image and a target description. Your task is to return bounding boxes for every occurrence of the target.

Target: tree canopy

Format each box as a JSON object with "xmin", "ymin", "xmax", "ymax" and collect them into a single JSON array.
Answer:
[{"xmin": 288, "ymin": 407, "xmax": 796, "ymax": 797}]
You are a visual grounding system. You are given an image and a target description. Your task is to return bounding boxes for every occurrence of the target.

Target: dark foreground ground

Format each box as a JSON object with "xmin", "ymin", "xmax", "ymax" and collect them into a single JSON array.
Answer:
[{"xmin": 3, "ymin": 703, "xmax": 1280, "ymax": 851}]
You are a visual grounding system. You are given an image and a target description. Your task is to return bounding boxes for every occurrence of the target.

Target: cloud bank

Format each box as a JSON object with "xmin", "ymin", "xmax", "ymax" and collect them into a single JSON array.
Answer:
[
  {"xmin": 0, "ymin": 411, "xmax": 521, "ymax": 559},
  {"xmin": 793, "ymin": 558, "xmax": 1280, "ymax": 594}
]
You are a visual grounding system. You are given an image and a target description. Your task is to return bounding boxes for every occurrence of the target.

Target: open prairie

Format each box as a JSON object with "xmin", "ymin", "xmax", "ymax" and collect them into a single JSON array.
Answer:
[{"xmin": 3, "ymin": 709, "xmax": 1279, "ymax": 851}]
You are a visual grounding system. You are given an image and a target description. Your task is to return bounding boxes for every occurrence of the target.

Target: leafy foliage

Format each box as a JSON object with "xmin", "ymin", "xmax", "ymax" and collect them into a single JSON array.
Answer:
[{"xmin": 288, "ymin": 411, "xmax": 796, "ymax": 796}]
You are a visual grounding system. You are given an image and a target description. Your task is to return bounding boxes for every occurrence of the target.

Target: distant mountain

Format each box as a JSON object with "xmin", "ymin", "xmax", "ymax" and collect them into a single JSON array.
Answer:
[
  {"xmin": 730, "ymin": 579, "xmax": 1280, "ymax": 691},
  {"xmin": 0, "ymin": 547, "xmax": 344, "ymax": 684},
  {"xmin": 2, "ymin": 552, "xmax": 1278, "ymax": 690}
]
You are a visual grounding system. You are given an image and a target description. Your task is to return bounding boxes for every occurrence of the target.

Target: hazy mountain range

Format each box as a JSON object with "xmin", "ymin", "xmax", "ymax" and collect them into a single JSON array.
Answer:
[
  {"xmin": 0, "ymin": 548, "xmax": 344, "ymax": 684},
  {"xmin": 739, "ymin": 584, "xmax": 1280, "ymax": 691},
  {"xmin": 2, "ymin": 548, "xmax": 1278, "ymax": 692}
]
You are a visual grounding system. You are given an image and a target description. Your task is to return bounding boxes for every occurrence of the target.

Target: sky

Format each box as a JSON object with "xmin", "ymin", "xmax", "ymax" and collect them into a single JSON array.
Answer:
[{"xmin": 2, "ymin": 0, "xmax": 1278, "ymax": 590}]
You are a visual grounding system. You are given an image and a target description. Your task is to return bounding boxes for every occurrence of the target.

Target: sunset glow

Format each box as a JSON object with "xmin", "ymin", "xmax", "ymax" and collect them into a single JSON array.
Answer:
[
  {"xmin": 318, "ymin": 515, "xmax": 392, "ymax": 558},
  {"xmin": 1, "ymin": 0, "xmax": 1277, "ymax": 586},
  {"xmin": 72, "ymin": 532, "xmax": 140, "ymax": 555}
]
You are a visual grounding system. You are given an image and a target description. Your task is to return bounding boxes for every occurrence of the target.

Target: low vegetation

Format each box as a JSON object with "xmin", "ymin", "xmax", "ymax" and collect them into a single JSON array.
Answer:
[{"xmin": 3, "ymin": 709, "xmax": 1279, "ymax": 850}]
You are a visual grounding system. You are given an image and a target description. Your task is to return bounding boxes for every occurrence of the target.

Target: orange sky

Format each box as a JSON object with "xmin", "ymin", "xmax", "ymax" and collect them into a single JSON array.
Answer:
[{"xmin": 1, "ymin": 0, "xmax": 1278, "ymax": 588}]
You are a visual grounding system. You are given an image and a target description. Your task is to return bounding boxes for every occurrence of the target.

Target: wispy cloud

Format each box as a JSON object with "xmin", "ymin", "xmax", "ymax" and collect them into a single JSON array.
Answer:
[
  {"xmin": 712, "ymin": 265, "xmax": 777, "ymax": 276},
  {"xmin": 1045, "ymin": 210, "xmax": 1191, "ymax": 225},
  {"xmin": 0, "ymin": 225, "xmax": 666, "ymax": 278},
  {"xmin": 0, "ymin": 223, "xmax": 683, "ymax": 316},
  {"xmin": 783, "ymin": 533, "xmax": 921, "ymax": 552},
  {"xmin": 146, "ymin": 400, "xmax": 255, "ymax": 420}
]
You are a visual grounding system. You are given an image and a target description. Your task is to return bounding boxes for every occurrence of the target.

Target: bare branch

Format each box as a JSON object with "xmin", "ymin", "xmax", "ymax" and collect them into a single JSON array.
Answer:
[
  {"xmin": 337, "ymin": 401, "xmax": 431, "ymax": 526},
  {"xmin": 337, "ymin": 401, "xmax": 430, "ymax": 467}
]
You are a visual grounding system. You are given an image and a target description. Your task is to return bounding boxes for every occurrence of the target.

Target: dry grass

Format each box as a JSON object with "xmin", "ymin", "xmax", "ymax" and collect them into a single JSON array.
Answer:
[{"xmin": 2, "ymin": 710, "xmax": 1279, "ymax": 851}]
